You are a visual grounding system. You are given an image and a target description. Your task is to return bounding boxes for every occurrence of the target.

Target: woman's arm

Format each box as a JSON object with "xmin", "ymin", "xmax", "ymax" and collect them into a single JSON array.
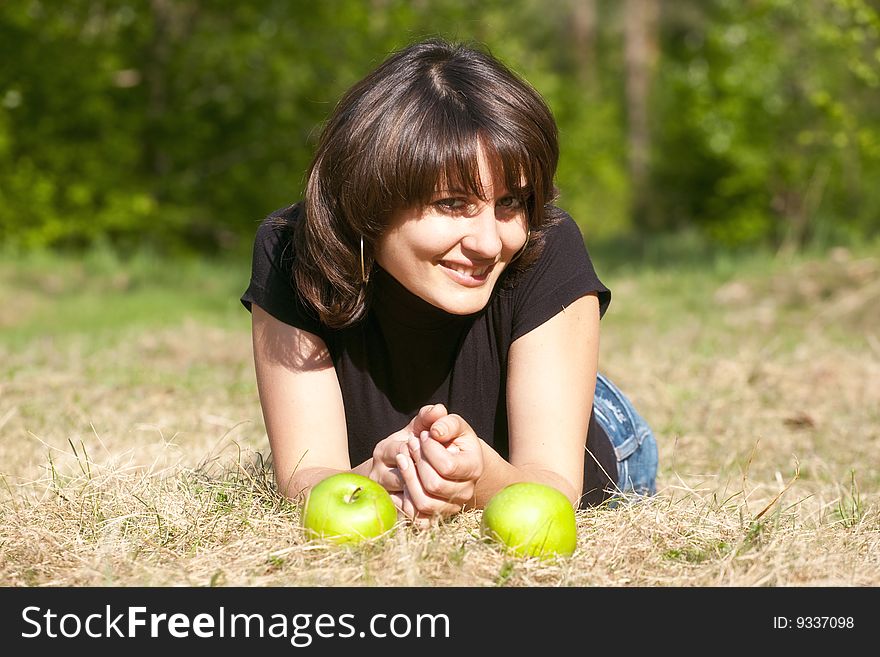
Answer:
[
  {"xmin": 251, "ymin": 303, "xmax": 451, "ymax": 504},
  {"xmin": 251, "ymin": 303, "xmax": 357, "ymax": 498},
  {"xmin": 489, "ymin": 291, "xmax": 599, "ymax": 505}
]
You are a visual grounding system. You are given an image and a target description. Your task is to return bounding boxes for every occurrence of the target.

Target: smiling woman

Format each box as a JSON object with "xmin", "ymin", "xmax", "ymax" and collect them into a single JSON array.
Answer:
[{"xmin": 240, "ymin": 37, "xmax": 657, "ymax": 527}]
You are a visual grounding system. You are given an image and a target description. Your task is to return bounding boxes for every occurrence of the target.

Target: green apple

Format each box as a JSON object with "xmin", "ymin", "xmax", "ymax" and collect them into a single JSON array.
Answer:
[
  {"xmin": 481, "ymin": 482, "xmax": 577, "ymax": 559},
  {"xmin": 301, "ymin": 473, "xmax": 398, "ymax": 544}
]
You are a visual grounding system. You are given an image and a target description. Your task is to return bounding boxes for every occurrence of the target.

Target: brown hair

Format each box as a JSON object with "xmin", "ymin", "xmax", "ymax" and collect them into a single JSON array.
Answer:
[{"xmin": 291, "ymin": 37, "xmax": 561, "ymax": 329}]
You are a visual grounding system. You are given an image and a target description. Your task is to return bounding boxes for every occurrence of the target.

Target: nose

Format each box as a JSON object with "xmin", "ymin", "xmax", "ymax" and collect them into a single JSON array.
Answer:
[{"xmin": 460, "ymin": 204, "xmax": 503, "ymax": 258}]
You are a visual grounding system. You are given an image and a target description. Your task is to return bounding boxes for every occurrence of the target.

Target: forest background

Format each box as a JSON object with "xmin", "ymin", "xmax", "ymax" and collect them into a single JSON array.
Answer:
[{"xmin": 3, "ymin": 0, "xmax": 879, "ymax": 255}]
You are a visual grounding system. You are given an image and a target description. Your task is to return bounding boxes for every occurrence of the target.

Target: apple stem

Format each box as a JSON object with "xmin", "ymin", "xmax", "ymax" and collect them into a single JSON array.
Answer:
[{"xmin": 345, "ymin": 486, "xmax": 362, "ymax": 504}]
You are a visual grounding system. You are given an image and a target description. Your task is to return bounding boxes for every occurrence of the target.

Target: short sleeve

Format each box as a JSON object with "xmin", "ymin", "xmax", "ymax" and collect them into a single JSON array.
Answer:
[
  {"xmin": 240, "ymin": 204, "xmax": 326, "ymax": 338},
  {"xmin": 509, "ymin": 212, "xmax": 611, "ymax": 342}
]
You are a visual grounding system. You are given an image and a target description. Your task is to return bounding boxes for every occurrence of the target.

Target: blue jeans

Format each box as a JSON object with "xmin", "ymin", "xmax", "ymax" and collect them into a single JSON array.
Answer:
[{"xmin": 593, "ymin": 373, "xmax": 658, "ymax": 499}]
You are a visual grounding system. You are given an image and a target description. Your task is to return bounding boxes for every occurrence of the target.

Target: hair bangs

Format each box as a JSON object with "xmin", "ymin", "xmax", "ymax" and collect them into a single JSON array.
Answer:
[
  {"xmin": 389, "ymin": 105, "xmax": 537, "ymax": 214},
  {"xmin": 481, "ymin": 130, "xmax": 538, "ymax": 203},
  {"xmin": 386, "ymin": 101, "xmax": 478, "ymax": 211}
]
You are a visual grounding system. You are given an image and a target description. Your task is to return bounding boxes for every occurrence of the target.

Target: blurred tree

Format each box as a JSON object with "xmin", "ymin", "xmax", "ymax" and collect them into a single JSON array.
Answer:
[
  {"xmin": 649, "ymin": 0, "xmax": 880, "ymax": 247},
  {"xmin": 0, "ymin": 1, "xmax": 153, "ymax": 249}
]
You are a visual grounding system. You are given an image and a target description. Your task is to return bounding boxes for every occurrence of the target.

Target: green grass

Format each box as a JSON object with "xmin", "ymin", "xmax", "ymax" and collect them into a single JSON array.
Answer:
[{"xmin": 0, "ymin": 245, "xmax": 251, "ymax": 345}]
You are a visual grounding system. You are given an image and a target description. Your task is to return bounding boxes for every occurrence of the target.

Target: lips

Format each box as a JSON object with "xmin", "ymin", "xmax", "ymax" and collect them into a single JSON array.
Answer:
[
  {"xmin": 439, "ymin": 260, "xmax": 494, "ymax": 287},
  {"xmin": 441, "ymin": 261, "xmax": 491, "ymax": 277}
]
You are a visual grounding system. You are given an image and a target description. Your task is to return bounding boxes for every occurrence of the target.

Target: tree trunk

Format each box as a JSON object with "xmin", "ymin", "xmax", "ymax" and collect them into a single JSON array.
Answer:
[
  {"xmin": 144, "ymin": 1, "xmax": 199, "ymax": 188},
  {"xmin": 624, "ymin": 0, "xmax": 659, "ymax": 229},
  {"xmin": 571, "ymin": 0, "xmax": 598, "ymax": 92}
]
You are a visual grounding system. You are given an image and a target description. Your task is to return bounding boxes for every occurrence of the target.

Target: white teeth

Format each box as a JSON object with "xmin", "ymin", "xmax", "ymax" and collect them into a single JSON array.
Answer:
[{"xmin": 445, "ymin": 262, "xmax": 488, "ymax": 277}]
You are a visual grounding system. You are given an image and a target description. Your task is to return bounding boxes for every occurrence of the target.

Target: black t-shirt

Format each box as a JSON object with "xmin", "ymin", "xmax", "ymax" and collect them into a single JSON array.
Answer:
[{"xmin": 241, "ymin": 203, "xmax": 617, "ymax": 507}]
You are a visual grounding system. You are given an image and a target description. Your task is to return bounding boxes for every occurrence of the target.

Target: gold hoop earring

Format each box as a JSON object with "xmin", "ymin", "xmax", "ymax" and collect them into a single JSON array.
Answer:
[
  {"xmin": 512, "ymin": 228, "xmax": 531, "ymax": 262},
  {"xmin": 360, "ymin": 235, "xmax": 368, "ymax": 283}
]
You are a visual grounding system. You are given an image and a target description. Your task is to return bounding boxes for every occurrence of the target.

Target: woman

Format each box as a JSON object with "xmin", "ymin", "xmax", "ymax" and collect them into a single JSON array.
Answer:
[{"xmin": 241, "ymin": 38, "xmax": 657, "ymax": 526}]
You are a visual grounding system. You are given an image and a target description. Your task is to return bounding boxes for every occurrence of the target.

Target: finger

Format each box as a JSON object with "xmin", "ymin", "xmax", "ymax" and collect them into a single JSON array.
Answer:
[
  {"xmin": 402, "ymin": 490, "xmax": 444, "ymax": 530},
  {"xmin": 410, "ymin": 513, "xmax": 434, "ymax": 531},
  {"xmin": 411, "ymin": 452, "xmax": 473, "ymax": 505},
  {"xmin": 387, "ymin": 434, "xmax": 414, "ymax": 455},
  {"xmin": 417, "ymin": 436, "xmax": 456, "ymax": 476},
  {"xmin": 401, "ymin": 437, "xmax": 446, "ymax": 496},
  {"xmin": 402, "ymin": 490, "xmax": 436, "ymax": 530},
  {"xmin": 428, "ymin": 412, "xmax": 469, "ymax": 445},
  {"xmin": 401, "ymin": 488, "xmax": 417, "ymax": 520},
  {"xmin": 401, "ymin": 489, "xmax": 437, "ymax": 531},
  {"xmin": 385, "ymin": 466, "xmax": 404, "ymax": 492},
  {"xmin": 419, "ymin": 432, "xmax": 480, "ymax": 481},
  {"xmin": 395, "ymin": 452, "xmax": 461, "ymax": 517},
  {"xmin": 408, "ymin": 438, "xmax": 466, "ymax": 497},
  {"xmin": 371, "ymin": 453, "xmax": 405, "ymax": 490},
  {"xmin": 368, "ymin": 465, "xmax": 400, "ymax": 493},
  {"xmin": 397, "ymin": 452, "xmax": 461, "ymax": 516},
  {"xmin": 410, "ymin": 403, "xmax": 448, "ymax": 438},
  {"xmin": 395, "ymin": 459, "xmax": 419, "ymax": 521},
  {"xmin": 408, "ymin": 434, "xmax": 422, "ymax": 465},
  {"xmin": 389, "ymin": 491, "xmax": 405, "ymax": 515},
  {"xmin": 374, "ymin": 436, "xmax": 409, "ymax": 467}
]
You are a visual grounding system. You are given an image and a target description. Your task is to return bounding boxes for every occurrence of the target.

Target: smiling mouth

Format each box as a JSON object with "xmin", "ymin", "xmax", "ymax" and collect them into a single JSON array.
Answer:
[{"xmin": 439, "ymin": 261, "xmax": 494, "ymax": 286}]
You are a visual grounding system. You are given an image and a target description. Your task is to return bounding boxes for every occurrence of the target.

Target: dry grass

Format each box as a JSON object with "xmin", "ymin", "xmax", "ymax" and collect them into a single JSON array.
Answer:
[{"xmin": 1, "ymin": 244, "xmax": 878, "ymax": 587}]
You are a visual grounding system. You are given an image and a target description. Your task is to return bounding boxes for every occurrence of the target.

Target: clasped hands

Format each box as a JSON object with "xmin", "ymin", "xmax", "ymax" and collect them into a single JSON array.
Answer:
[{"xmin": 369, "ymin": 403, "xmax": 483, "ymax": 528}]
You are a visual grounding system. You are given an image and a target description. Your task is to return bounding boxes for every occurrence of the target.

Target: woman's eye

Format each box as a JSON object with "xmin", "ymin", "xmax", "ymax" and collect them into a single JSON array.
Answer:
[
  {"xmin": 432, "ymin": 195, "xmax": 524, "ymax": 216},
  {"xmin": 434, "ymin": 198, "xmax": 469, "ymax": 212}
]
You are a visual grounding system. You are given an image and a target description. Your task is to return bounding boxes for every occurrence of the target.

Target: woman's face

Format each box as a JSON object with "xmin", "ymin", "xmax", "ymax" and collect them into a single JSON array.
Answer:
[{"xmin": 374, "ymin": 146, "xmax": 529, "ymax": 315}]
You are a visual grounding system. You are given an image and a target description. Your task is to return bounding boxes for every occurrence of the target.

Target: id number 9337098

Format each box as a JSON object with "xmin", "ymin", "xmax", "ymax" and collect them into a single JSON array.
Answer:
[{"xmin": 773, "ymin": 616, "xmax": 854, "ymax": 629}]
